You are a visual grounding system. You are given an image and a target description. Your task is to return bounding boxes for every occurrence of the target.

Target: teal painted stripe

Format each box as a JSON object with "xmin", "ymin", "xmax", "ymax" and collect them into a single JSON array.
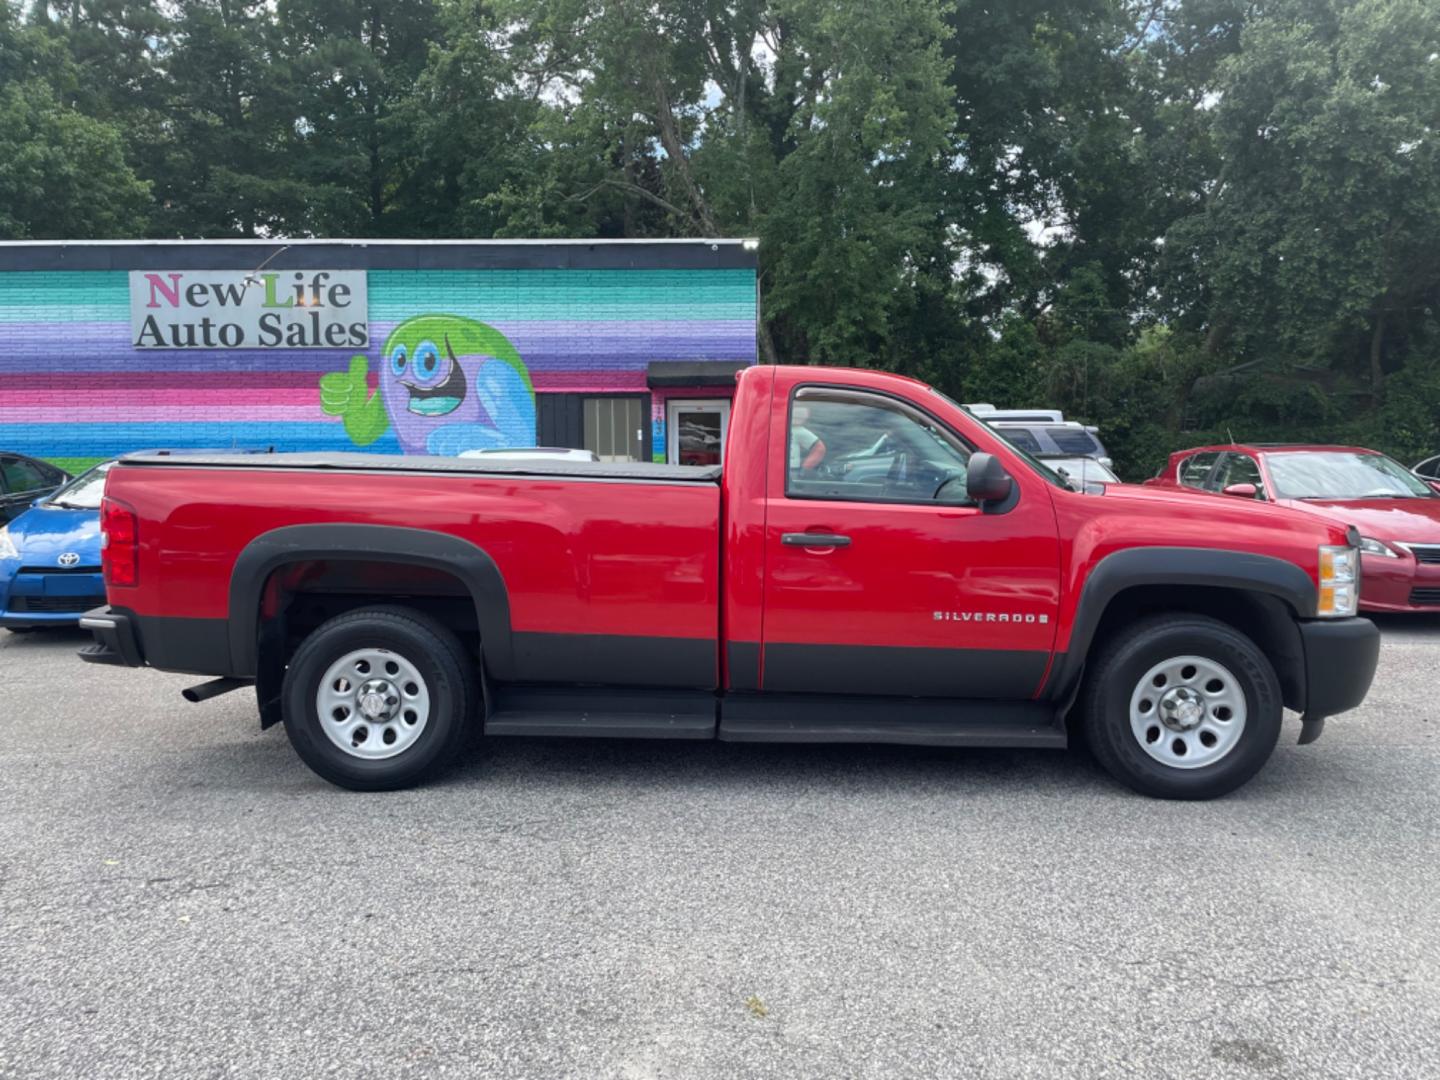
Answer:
[
  {"xmin": 0, "ymin": 268, "xmax": 758, "ymax": 323},
  {"xmin": 368, "ymin": 269, "xmax": 756, "ymax": 322},
  {"xmin": 0, "ymin": 271, "xmax": 130, "ymax": 320}
]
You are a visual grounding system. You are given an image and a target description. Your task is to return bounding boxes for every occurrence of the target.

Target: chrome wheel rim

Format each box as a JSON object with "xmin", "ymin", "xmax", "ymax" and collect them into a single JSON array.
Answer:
[
  {"xmin": 1129, "ymin": 654, "xmax": 1247, "ymax": 769},
  {"xmin": 316, "ymin": 648, "xmax": 431, "ymax": 760}
]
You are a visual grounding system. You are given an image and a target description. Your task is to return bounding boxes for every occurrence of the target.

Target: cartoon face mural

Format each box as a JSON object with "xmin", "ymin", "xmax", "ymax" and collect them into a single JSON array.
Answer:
[{"xmin": 321, "ymin": 314, "xmax": 536, "ymax": 456}]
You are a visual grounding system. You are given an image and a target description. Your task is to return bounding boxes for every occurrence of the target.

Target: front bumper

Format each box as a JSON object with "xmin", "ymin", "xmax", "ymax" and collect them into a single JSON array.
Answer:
[
  {"xmin": 1360, "ymin": 552, "xmax": 1440, "ymax": 612},
  {"xmin": 1295, "ymin": 617, "xmax": 1380, "ymax": 741},
  {"xmin": 0, "ymin": 566, "xmax": 106, "ymax": 627},
  {"xmin": 77, "ymin": 606, "xmax": 145, "ymax": 667}
]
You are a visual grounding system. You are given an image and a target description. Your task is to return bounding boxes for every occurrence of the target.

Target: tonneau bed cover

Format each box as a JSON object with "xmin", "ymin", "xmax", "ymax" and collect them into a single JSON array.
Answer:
[{"xmin": 116, "ymin": 450, "xmax": 723, "ymax": 483}]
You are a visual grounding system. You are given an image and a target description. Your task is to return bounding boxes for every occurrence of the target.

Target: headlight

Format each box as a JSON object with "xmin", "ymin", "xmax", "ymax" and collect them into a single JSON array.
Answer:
[
  {"xmin": 1317, "ymin": 544, "xmax": 1359, "ymax": 617},
  {"xmin": 0, "ymin": 526, "xmax": 17, "ymax": 560},
  {"xmin": 1357, "ymin": 536, "xmax": 1399, "ymax": 558}
]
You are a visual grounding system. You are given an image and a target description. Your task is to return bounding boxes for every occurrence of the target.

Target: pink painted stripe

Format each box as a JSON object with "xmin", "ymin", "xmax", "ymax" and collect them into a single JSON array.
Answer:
[
  {"xmin": 531, "ymin": 371, "xmax": 648, "ymax": 391},
  {"xmin": 4, "ymin": 404, "xmax": 338, "ymax": 423},
  {"xmin": 1, "ymin": 387, "xmax": 318, "ymax": 409},
  {"xmin": 0, "ymin": 369, "xmax": 654, "ymax": 393}
]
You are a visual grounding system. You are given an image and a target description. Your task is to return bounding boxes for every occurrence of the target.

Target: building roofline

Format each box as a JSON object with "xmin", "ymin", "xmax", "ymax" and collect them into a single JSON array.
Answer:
[{"xmin": 0, "ymin": 238, "xmax": 760, "ymax": 273}]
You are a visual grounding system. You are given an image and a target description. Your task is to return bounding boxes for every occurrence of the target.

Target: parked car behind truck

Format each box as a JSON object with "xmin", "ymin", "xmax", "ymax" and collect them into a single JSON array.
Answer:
[
  {"xmin": 1148, "ymin": 443, "xmax": 1440, "ymax": 613},
  {"xmin": 81, "ymin": 366, "xmax": 1379, "ymax": 799}
]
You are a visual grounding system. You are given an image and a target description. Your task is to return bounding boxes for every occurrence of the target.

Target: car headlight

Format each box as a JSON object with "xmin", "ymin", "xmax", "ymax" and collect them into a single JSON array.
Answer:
[
  {"xmin": 1317, "ymin": 544, "xmax": 1359, "ymax": 617},
  {"xmin": 1357, "ymin": 536, "xmax": 1399, "ymax": 558},
  {"xmin": 0, "ymin": 526, "xmax": 18, "ymax": 560}
]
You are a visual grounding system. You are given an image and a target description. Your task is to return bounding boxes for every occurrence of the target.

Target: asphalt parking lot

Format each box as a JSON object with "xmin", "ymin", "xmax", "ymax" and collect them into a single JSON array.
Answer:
[{"xmin": 1, "ymin": 621, "xmax": 1438, "ymax": 1079}]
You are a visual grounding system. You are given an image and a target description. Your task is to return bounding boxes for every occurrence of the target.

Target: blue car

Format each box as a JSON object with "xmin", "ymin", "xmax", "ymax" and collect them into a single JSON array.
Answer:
[{"xmin": 0, "ymin": 462, "xmax": 111, "ymax": 631}]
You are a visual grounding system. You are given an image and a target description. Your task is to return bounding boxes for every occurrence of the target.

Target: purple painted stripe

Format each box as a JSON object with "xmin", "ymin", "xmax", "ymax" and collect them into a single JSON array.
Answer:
[
  {"xmin": 0, "ymin": 341, "xmax": 757, "ymax": 374},
  {"xmin": 0, "ymin": 319, "xmax": 760, "ymax": 348}
]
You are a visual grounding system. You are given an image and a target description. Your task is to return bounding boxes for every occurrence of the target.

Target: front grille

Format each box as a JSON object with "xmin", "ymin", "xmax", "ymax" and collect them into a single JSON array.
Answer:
[
  {"xmin": 18, "ymin": 565, "xmax": 101, "ymax": 575},
  {"xmin": 9, "ymin": 595, "xmax": 106, "ymax": 614},
  {"xmin": 1407, "ymin": 545, "xmax": 1440, "ymax": 565},
  {"xmin": 1410, "ymin": 588, "xmax": 1440, "ymax": 606}
]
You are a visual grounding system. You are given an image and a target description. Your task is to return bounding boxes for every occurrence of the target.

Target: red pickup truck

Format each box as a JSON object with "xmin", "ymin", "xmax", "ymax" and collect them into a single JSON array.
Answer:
[{"xmin": 80, "ymin": 365, "xmax": 1380, "ymax": 799}]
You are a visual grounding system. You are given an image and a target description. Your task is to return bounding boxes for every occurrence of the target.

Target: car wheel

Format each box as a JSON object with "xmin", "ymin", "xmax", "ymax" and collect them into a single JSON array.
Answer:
[
  {"xmin": 281, "ymin": 606, "xmax": 478, "ymax": 791},
  {"xmin": 1081, "ymin": 613, "xmax": 1282, "ymax": 799}
]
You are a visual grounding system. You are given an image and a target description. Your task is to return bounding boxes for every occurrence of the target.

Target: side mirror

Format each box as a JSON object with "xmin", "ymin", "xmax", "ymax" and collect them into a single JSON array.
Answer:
[
  {"xmin": 1222, "ymin": 483, "xmax": 1258, "ymax": 498},
  {"xmin": 967, "ymin": 452, "xmax": 1014, "ymax": 505}
]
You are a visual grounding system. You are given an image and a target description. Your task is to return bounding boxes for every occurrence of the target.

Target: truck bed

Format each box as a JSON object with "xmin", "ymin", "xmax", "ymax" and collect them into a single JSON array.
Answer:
[{"xmin": 117, "ymin": 451, "xmax": 723, "ymax": 484}]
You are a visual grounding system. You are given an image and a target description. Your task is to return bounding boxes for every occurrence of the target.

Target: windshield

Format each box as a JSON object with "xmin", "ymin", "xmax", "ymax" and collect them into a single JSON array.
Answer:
[
  {"xmin": 931, "ymin": 390, "xmax": 1070, "ymax": 489},
  {"xmin": 1264, "ymin": 451, "xmax": 1433, "ymax": 500},
  {"xmin": 44, "ymin": 461, "xmax": 113, "ymax": 509}
]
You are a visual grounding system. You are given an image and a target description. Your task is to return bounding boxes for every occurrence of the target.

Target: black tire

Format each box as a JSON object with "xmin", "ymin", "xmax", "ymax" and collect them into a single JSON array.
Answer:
[
  {"xmin": 1081, "ymin": 613, "xmax": 1283, "ymax": 800},
  {"xmin": 281, "ymin": 606, "xmax": 478, "ymax": 791}
]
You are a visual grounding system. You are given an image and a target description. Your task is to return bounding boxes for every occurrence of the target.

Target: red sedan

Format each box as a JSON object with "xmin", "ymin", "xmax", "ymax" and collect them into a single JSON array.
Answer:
[{"xmin": 1147, "ymin": 444, "xmax": 1440, "ymax": 613}]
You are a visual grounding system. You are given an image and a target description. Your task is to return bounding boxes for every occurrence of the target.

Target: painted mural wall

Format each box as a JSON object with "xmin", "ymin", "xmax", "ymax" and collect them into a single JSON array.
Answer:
[{"xmin": 0, "ymin": 267, "xmax": 757, "ymax": 472}]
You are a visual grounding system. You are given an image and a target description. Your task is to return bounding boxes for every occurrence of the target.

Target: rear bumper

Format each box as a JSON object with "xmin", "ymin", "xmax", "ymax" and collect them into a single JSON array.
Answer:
[
  {"xmin": 78, "ymin": 606, "xmax": 145, "ymax": 667},
  {"xmin": 1298, "ymin": 617, "xmax": 1379, "ymax": 720}
]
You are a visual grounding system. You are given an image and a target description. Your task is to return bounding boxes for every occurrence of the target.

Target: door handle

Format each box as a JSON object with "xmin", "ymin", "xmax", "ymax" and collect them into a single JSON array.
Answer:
[{"xmin": 782, "ymin": 533, "xmax": 852, "ymax": 548}]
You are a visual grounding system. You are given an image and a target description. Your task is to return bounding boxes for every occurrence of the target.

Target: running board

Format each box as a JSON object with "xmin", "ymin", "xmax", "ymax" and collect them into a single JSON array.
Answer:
[
  {"xmin": 485, "ymin": 687, "xmax": 717, "ymax": 740},
  {"xmin": 719, "ymin": 694, "xmax": 1066, "ymax": 748}
]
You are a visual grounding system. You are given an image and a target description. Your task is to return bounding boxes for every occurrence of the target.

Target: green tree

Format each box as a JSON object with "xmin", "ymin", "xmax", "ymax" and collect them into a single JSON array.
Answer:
[
  {"xmin": 1163, "ymin": 0, "xmax": 1440, "ymax": 396},
  {"xmin": 274, "ymin": 0, "xmax": 442, "ymax": 234},
  {"xmin": 0, "ymin": 77, "xmax": 150, "ymax": 238}
]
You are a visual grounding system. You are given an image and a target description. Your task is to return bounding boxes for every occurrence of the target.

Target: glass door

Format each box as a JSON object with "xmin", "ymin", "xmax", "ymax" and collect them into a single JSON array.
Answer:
[{"xmin": 667, "ymin": 400, "xmax": 731, "ymax": 466}]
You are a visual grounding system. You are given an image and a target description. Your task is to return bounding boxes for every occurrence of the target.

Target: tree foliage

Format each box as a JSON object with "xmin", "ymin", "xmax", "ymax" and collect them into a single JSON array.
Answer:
[{"xmin": 5, "ymin": 0, "xmax": 1439, "ymax": 474}]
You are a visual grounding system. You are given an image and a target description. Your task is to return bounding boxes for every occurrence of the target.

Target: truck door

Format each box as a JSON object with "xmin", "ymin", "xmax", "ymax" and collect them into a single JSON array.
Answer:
[{"xmin": 758, "ymin": 384, "xmax": 1061, "ymax": 698}]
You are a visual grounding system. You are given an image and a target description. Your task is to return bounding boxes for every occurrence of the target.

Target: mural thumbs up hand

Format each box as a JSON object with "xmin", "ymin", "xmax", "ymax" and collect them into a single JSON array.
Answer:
[{"xmin": 320, "ymin": 355, "xmax": 390, "ymax": 447}]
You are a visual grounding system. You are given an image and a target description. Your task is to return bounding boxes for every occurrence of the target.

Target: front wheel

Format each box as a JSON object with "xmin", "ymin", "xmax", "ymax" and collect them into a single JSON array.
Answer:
[
  {"xmin": 281, "ymin": 606, "xmax": 478, "ymax": 791},
  {"xmin": 1081, "ymin": 614, "xmax": 1283, "ymax": 799}
]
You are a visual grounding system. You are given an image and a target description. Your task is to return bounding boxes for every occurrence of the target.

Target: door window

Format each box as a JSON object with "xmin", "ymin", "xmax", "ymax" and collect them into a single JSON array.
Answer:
[
  {"xmin": 1177, "ymin": 451, "xmax": 1221, "ymax": 489},
  {"xmin": 1211, "ymin": 453, "xmax": 1266, "ymax": 498},
  {"xmin": 787, "ymin": 389, "xmax": 972, "ymax": 504},
  {"xmin": 667, "ymin": 400, "xmax": 730, "ymax": 466},
  {"xmin": 1417, "ymin": 456, "xmax": 1440, "ymax": 480},
  {"xmin": 0, "ymin": 456, "xmax": 51, "ymax": 495}
]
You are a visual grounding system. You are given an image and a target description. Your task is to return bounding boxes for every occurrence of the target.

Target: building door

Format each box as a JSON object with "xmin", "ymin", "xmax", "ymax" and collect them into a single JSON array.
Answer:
[{"xmin": 667, "ymin": 400, "xmax": 730, "ymax": 466}]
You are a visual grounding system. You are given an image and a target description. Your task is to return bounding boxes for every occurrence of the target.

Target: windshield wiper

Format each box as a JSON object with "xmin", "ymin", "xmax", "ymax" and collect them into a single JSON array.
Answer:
[{"xmin": 45, "ymin": 500, "xmax": 87, "ymax": 510}]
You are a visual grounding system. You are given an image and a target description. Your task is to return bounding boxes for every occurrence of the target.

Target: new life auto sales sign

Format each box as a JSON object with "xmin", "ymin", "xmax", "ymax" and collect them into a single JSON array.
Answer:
[{"xmin": 129, "ymin": 270, "xmax": 369, "ymax": 349}]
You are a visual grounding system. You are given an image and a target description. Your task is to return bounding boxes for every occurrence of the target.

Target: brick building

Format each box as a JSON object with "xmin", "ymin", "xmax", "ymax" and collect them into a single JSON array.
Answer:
[{"xmin": 0, "ymin": 239, "xmax": 759, "ymax": 474}]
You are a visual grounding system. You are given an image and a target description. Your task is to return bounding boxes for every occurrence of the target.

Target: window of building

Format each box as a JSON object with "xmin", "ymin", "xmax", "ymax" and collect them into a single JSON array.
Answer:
[{"xmin": 537, "ymin": 394, "xmax": 650, "ymax": 463}]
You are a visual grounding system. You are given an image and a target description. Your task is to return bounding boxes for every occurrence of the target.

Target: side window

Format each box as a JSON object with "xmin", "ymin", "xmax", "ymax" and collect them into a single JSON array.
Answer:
[
  {"xmin": 1213, "ymin": 453, "xmax": 1266, "ymax": 499},
  {"xmin": 998, "ymin": 428, "xmax": 1043, "ymax": 454},
  {"xmin": 1048, "ymin": 427, "xmax": 1100, "ymax": 455},
  {"xmin": 1418, "ymin": 456, "xmax": 1440, "ymax": 480},
  {"xmin": 1177, "ymin": 451, "xmax": 1221, "ymax": 489},
  {"xmin": 787, "ymin": 389, "xmax": 972, "ymax": 504},
  {"xmin": 0, "ymin": 456, "xmax": 50, "ymax": 494}
]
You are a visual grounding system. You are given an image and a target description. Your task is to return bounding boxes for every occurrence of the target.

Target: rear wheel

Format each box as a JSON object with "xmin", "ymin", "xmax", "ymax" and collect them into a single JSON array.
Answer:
[
  {"xmin": 281, "ymin": 606, "xmax": 478, "ymax": 790},
  {"xmin": 1081, "ymin": 614, "xmax": 1282, "ymax": 799}
]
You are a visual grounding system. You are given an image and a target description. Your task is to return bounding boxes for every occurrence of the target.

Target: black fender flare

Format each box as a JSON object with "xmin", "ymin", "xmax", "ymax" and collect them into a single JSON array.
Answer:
[
  {"xmin": 228, "ymin": 524, "xmax": 514, "ymax": 679},
  {"xmin": 1042, "ymin": 546, "xmax": 1317, "ymax": 703}
]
